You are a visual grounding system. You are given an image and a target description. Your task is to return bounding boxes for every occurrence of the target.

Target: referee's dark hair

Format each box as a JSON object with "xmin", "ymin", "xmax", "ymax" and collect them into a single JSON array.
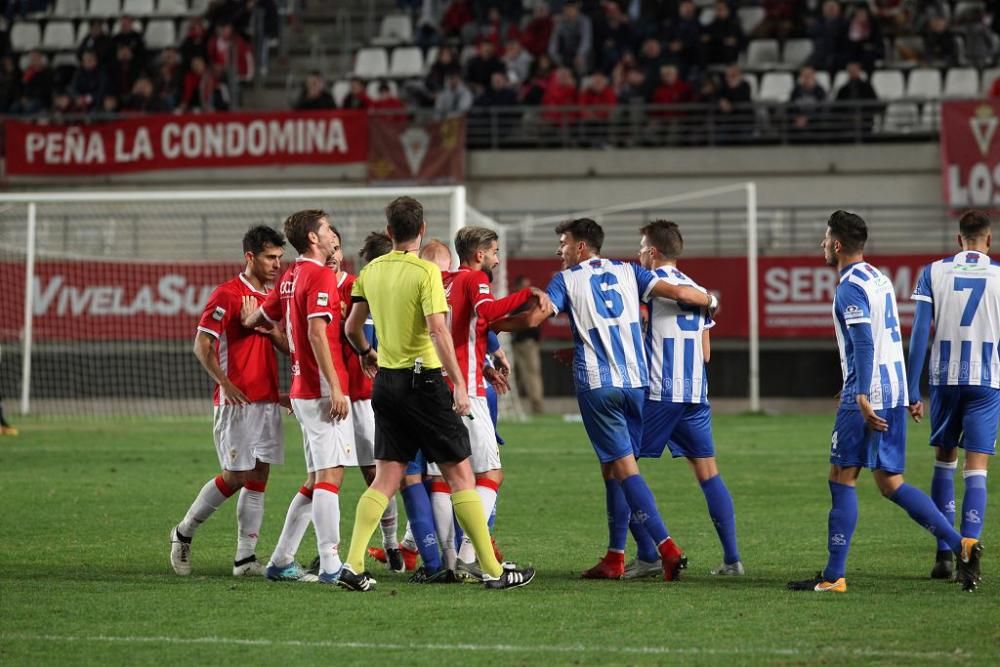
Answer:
[
  {"xmin": 959, "ymin": 210, "xmax": 992, "ymax": 241},
  {"xmin": 385, "ymin": 196, "xmax": 424, "ymax": 243},
  {"xmin": 243, "ymin": 225, "xmax": 285, "ymax": 255},
  {"xmin": 639, "ymin": 220, "xmax": 683, "ymax": 260},
  {"xmin": 359, "ymin": 231, "xmax": 392, "ymax": 263},
  {"xmin": 455, "ymin": 226, "xmax": 499, "ymax": 263},
  {"xmin": 555, "ymin": 217, "xmax": 604, "ymax": 253},
  {"xmin": 826, "ymin": 210, "xmax": 867, "ymax": 254},
  {"xmin": 284, "ymin": 209, "xmax": 328, "ymax": 254}
]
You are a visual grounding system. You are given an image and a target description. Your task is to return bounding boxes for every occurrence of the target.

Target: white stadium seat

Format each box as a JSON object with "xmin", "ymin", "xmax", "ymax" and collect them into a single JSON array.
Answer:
[
  {"xmin": 424, "ymin": 46, "xmax": 439, "ymax": 73},
  {"xmin": 144, "ymin": 19, "xmax": 177, "ymax": 49},
  {"xmin": 881, "ymin": 102, "xmax": 919, "ymax": 133},
  {"xmin": 366, "ymin": 79, "xmax": 398, "ymax": 99},
  {"xmin": 699, "ymin": 8, "xmax": 714, "ymax": 26},
  {"xmin": 746, "ymin": 39, "xmax": 780, "ymax": 68},
  {"xmin": 42, "ymin": 21, "xmax": 77, "ymax": 50},
  {"xmin": 10, "ymin": 22, "xmax": 42, "ymax": 51},
  {"xmin": 944, "ymin": 67, "xmax": 979, "ymax": 98},
  {"xmin": 738, "ymin": 7, "xmax": 765, "ymax": 34},
  {"xmin": 758, "ymin": 71, "xmax": 794, "ymax": 101},
  {"xmin": 51, "ymin": 52, "xmax": 80, "ymax": 68},
  {"xmin": 831, "ymin": 70, "xmax": 852, "ymax": 95},
  {"xmin": 123, "ymin": 0, "xmax": 155, "ymax": 14},
  {"xmin": 389, "ymin": 46, "xmax": 423, "ymax": 78},
  {"xmin": 353, "ymin": 47, "xmax": 389, "ymax": 78},
  {"xmin": 815, "ymin": 71, "xmax": 831, "ymax": 93},
  {"xmin": 53, "ymin": 0, "xmax": 87, "ymax": 17},
  {"xmin": 782, "ymin": 38, "xmax": 813, "ymax": 67},
  {"xmin": 871, "ymin": 69, "xmax": 905, "ymax": 100},
  {"xmin": 113, "ymin": 18, "xmax": 144, "ymax": 34},
  {"xmin": 743, "ymin": 73, "xmax": 758, "ymax": 100},
  {"xmin": 906, "ymin": 67, "xmax": 942, "ymax": 98},
  {"xmin": 156, "ymin": 0, "xmax": 189, "ymax": 14},
  {"xmin": 981, "ymin": 67, "xmax": 1000, "ymax": 94},
  {"xmin": 89, "ymin": 0, "xmax": 121, "ymax": 15},
  {"xmin": 371, "ymin": 14, "xmax": 413, "ymax": 46},
  {"xmin": 332, "ymin": 80, "xmax": 350, "ymax": 107}
]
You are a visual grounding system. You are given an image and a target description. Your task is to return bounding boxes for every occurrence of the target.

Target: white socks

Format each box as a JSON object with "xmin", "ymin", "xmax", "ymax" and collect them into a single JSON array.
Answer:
[
  {"xmin": 430, "ymin": 481, "xmax": 456, "ymax": 570},
  {"xmin": 380, "ymin": 495, "xmax": 399, "ymax": 549},
  {"xmin": 235, "ymin": 482, "xmax": 266, "ymax": 561},
  {"xmin": 178, "ymin": 475, "xmax": 235, "ymax": 537},
  {"xmin": 313, "ymin": 483, "xmax": 342, "ymax": 575},
  {"xmin": 269, "ymin": 486, "xmax": 313, "ymax": 567}
]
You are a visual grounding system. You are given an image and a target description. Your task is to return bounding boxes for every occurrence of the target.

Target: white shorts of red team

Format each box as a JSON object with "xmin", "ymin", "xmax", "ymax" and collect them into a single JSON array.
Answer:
[
  {"xmin": 352, "ymin": 398, "xmax": 376, "ymax": 467},
  {"xmin": 213, "ymin": 403, "xmax": 284, "ymax": 472},
  {"xmin": 426, "ymin": 395, "xmax": 500, "ymax": 476},
  {"xmin": 292, "ymin": 397, "xmax": 359, "ymax": 472}
]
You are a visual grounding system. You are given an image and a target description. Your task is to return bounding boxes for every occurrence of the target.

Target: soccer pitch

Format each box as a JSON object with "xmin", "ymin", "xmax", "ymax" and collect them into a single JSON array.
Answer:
[{"xmin": 1, "ymin": 412, "xmax": 997, "ymax": 666}]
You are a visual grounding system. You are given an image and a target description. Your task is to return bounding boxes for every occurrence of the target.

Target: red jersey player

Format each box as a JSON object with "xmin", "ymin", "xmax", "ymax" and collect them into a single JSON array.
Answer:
[{"xmin": 170, "ymin": 225, "xmax": 286, "ymax": 578}]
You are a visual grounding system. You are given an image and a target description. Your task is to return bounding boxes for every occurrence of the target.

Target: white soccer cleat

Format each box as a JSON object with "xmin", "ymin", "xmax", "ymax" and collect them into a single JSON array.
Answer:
[
  {"xmin": 710, "ymin": 561, "xmax": 746, "ymax": 576},
  {"xmin": 169, "ymin": 526, "xmax": 192, "ymax": 576},
  {"xmin": 623, "ymin": 558, "xmax": 662, "ymax": 579},
  {"xmin": 233, "ymin": 556, "xmax": 267, "ymax": 577}
]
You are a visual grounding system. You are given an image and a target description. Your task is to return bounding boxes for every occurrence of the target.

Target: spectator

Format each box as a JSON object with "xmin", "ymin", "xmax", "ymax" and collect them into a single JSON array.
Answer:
[
  {"xmin": 521, "ymin": 2, "xmax": 555, "ymax": 58},
  {"xmin": 0, "ymin": 55, "xmax": 22, "ymax": 113},
  {"xmin": 664, "ymin": 0, "xmax": 703, "ymax": 74},
  {"xmin": 541, "ymin": 65, "xmax": 578, "ymax": 127},
  {"xmin": 106, "ymin": 44, "xmax": 142, "ymax": 102},
  {"xmin": 465, "ymin": 40, "xmax": 506, "ymax": 95},
  {"xmin": 843, "ymin": 5, "xmax": 883, "ymax": 72},
  {"xmin": 180, "ymin": 55, "xmax": 229, "ymax": 112},
  {"xmin": 751, "ymin": 0, "xmax": 804, "ymax": 40},
  {"xmin": 69, "ymin": 49, "xmax": 106, "ymax": 111},
  {"xmin": 208, "ymin": 22, "xmax": 255, "ymax": 82},
  {"xmin": 425, "ymin": 46, "xmax": 456, "ymax": 97},
  {"xmin": 521, "ymin": 53, "xmax": 555, "ymax": 104},
  {"xmin": 294, "ymin": 71, "xmax": 336, "ymax": 110},
  {"xmin": 369, "ymin": 81, "xmax": 408, "ymax": 123},
  {"xmin": 78, "ymin": 19, "xmax": 114, "ymax": 67},
  {"xmin": 616, "ymin": 66, "xmax": 649, "ymax": 144},
  {"xmin": 51, "ymin": 89, "xmax": 74, "ymax": 121},
  {"xmin": 959, "ymin": 8, "xmax": 999, "ymax": 68},
  {"xmin": 478, "ymin": 5, "xmax": 520, "ymax": 49},
  {"xmin": 628, "ymin": 0, "xmax": 670, "ymax": 42},
  {"xmin": 441, "ymin": 0, "xmax": 476, "ymax": 42},
  {"xmin": 435, "ymin": 67, "xmax": 474, "ymax": 116},
  {"xmin": 180, "ymin": 18, "xmax": 209, "ymax": 69},
  {"xmin": 155, "ymin": 47, "xmax": 183, "ymax": 110},
  {"xmin": 808, "ymin": 0, "xmax": 847, "ymax": 73},
  {"xmin": 702, "ymin": 1, "xmax": 745, "ymax": 67},
  {"xmin": 122, "ymin": 76, "xmax": 168, "ymax": 112},
  {"xmin": 340, "ymin": 77, "xmax": 371, "ymax": 110},
  {"xmin": 11, "ymin": 50, "xmax": 52, "ymax": 114},
  {"xmin": 548, "ymin": 0, "xmax": 593, "ymax": 74},
  {"xmin": 113, "ymin": 16, "xmax": 147, "ymax": 68},
  {"xmin": 650, "ymin": 64, "xmax": 693, "ymax": 113},
  {"xmin": 475, "ymin": 70, "xmax": 519, "ymax": 108},
  {"xmin": 502, "ymin": 38, "xmax": 533, "ymax": 84},
  {"xmin": 788, "ymin": 65, "xmax": 827, "ymax": 136},
  {"xmin": 638, "ymin": 37, "xmax": 668, "ymax": 92},
  {"xmin": 923, "ymin": 15, "xmax": 958, "ymax": 67},
  {"xmin": 834, "ymin": 61, "xmax": 878, "ymax": 135},
  {"xmin": 511, "ymin": 275, "xmax": 544, "ymax": 414},
  {"xmin": 870, "ymin": 0, "xmax": 909, "ymax": 37},
  {"xmin": 593, "ymin": 2, "xmax": 637, "ymax": 73},
  {"xmin": 579, "ymin": 70, "xmax": 616, "ymax": 144},
  {"xmin": 717, "ymin": 64, "xmax": 753, "ymax": 140},
  {"xmin": 102, "ymin": 92, "xmax": 120, "ymax": 116}
]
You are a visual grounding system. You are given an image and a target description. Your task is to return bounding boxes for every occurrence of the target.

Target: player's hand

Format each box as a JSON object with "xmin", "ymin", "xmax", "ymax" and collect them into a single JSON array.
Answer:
[
  {"xmin": 494, "ymin": 355, "xmax": 511, "ymax": 377},
  {"xmin": 530, "ymin": 287, "xmax": 553, "ymax": 316},
  {"xmin": 360, "ymin": 349, "xmax": 379, "ymax": 378},
  {"xmin": 908, "ymin": 400, "xmax": 924, "ymax": 423},
  {"xmin": 484, "ymin": 366, "xmax": 510, "ymax": 395},
  {"xmin": 453, "ymin": 387, "xmax": 472, "ymax": 417},
  {"xmin": 240, "ymin": 296, "xmax": 264, "ymax": 329},
  {"xmin": 856, "ymin": 394, "xmax": 888, "ymax": 432},
  {"xmin": 278, "ymin": 392, "xmax": 292, "ymax": 413},
  {"xmin": 329, "ymin": 391, "xmax": 349, "ymax": 422},
  {"xmin": 706, "ymin": 292, "xmax": 720, "ymax": 317},
  {"xmin": 223, "ymin": 381, "xmax": 250, "ymax": 406}
]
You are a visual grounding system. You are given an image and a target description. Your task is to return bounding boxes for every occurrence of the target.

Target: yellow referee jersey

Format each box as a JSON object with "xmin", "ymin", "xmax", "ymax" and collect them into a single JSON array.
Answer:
[{"xmin": 352, "ymin": 250, "xmax": 448, "ymax": 369}]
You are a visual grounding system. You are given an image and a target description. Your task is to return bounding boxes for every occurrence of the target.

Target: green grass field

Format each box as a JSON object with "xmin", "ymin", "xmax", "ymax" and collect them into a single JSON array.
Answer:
[{"xmin": 1, "ymin": 412, "xmax": 997, "ymax": 666}]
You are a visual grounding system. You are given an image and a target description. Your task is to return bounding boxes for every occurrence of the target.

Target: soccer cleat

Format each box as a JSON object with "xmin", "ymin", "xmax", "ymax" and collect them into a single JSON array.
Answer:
[
  {"xmin": 408, "ymin": 566, "xmax": 459, "ymax": 583},
  {"xmin": 455, "ymin": 559, "xmax": 485, "ymax": 582},
  {"xmin": 623, "ymin": 558, "xmax": 662, "ymax": 579},
  {"xmin": 710, "ymin": 561, "xmax": 746, "ymax": 576},
  {"xmin": 483, "ymin": 562, "xmax": 535, "ymax": 590},
  {"xmin": 367, "ymin": 545, "xmax": 417, "ymax": 571},
  {"xmin": 956, "ymin": 538, "xmax": 984, "ymax": 592},
  {"xmin": 385, "ymin": 548, "xmax": 406, "ymax": 573},
  {"xmin": 581, "ymin": 553, "xmax": 624, "ymax": 579},
  {"xmin": 306, "ymin": 555, "xmax": 321, "ymax": 576},
  {"xmin": 367, "ymin": 546, "xmax": 388, "ymax": 563},
  {"xmin": 930, "ymin": 550, "xmax": 955, "ymax": 580},
  {"xmin": 337, "ymin": 564, "xmax": 377, "ymax": 592},
  {"xmin": 317, "ymin": 570, "xmax": 341, "ymax": 584},
  {"xmin": 169, "ymin": 526, "xmax": 192, "ymax": 576},
  {"xmin": 1, "ymin": 426, "xmax": 18, "ymax": 436},
  {"xmin": 787, "ymin": 572, "xmax": 847, "ymax": 592},
  {"xmin": 659, "ymin": 540, "xmax": 688, "ymax": 582},
  {"xmin": 232, "ymin": 555, "xmax": 266, "ymax": 577},
  {"xmin": 491, "ymin": 536, "xmax": 504, "ymax": 563},
  {"xmin": 265, "ymin": 560, "xmax": 319, "ymax": 583}
]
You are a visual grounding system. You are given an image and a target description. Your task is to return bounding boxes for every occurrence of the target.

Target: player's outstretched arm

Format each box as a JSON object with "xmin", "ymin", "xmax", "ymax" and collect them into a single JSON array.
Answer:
[
  {"xmin": 427, "ymin": 311, "xmax": 471, "ymax": 417},
  {"xmin": 491, "ymin": 303, "xmax": 550, "ymax": 332},
  {"xmin": 650, "ymin": 281, "xmax": 718, "ymax": 312},
  {"xmin": 193, "ymin": 331, "xmax": 249, "ymax": 405}
]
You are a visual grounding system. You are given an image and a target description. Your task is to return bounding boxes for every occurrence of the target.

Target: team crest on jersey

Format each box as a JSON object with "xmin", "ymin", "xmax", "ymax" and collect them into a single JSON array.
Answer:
[
  {"xmin": 317, "ymin": 292, "xmax": 329, "ymax": 306},
  {"xmin": 478, "ymin": 284, "xmax": 490, "ymax": 294},
  {"xmin": 843, "ymin": 304, "xmax": 862, "ymax": 318},
  {"xmin": 212, "ymin": 306, "xmax": 226, "ymax": 321}
]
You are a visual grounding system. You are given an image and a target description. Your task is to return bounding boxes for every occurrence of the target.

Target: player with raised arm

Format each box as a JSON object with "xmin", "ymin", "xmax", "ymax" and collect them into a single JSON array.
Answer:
[
  {"xmin": 545, "ymin": 217, "xmax": 717, "ymax": 582},
  {"xmin": 788, "ymin": 210, "xmax": 981, "ymax": 593},
  {"xmin": 628, "ymin": 220, "xmax": 744, "ymax": 578},
  {"xmin": 244, "ymin": 210, "xmax": 356, "ymax": 586},
  {"xmin": 907, "ymin": 210, "xmax": 993, "ymax": 587},
  {"xmin": 169, "ymin": 225, "xmax": 286, "ymax": 577}
]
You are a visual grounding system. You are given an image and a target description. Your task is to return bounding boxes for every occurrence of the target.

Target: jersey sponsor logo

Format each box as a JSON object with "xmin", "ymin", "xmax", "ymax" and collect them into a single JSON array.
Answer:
[
  {"xmin": 212, "ymin": 306, "xmax": 226, "ymax": 321},
  {"xmin": 830, "ymin": 533, "xmax": 847, "ymax": 546},
  {"xmin": 317, "ymin": 292, "xmax": 329, "ymax": 306},
  {"xmin": 843, "ymin": 304, "xmax": 863, "ymax": 319},
  {"xmin": 478, "ymin": 283, "xmax": 490, "ymax": 294}
]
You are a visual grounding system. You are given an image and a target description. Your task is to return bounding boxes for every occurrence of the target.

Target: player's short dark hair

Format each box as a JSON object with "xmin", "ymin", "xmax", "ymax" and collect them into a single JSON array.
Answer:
[
  {"xmin": 242, "ymin": 225, "xmax": 285, "ymax": 255},
  {"xmin": 555, "ymin": 217, "xmax": 604, "ymax": 253},
  {"xmin": 826, "ymin": 210, "xmax": 867, "ymax": 254},
  {"xmin": 455, "ymin": 226, "xmax": 499, "ymax": 263},
  {"xmin": 639, "ymin": 220, "xmax": 683, "ymax": 259},
  {"xmin": 959, "ymin": 210, "xmax": 992, "ymax": 240},
  {"xmin": 284, "ymin": 209, "xmax": 328, "ymax": 254},
  {"xmin": 359, "ymin": 231, "xmax": 392, "ymax": 262},
  {"xmin": 385, "ymin": 196, "xmax": 424, "ymax": 243}
]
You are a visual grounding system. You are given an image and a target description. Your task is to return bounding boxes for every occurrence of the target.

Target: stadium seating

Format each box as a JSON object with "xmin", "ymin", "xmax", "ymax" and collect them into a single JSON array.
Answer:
[
  {"xmin": 737, "ymin": 7, "xmax": 765, "ymax": 34},
  {"xmin": 781, "ymin": 39, "xmax": 814, "ymax": 68},
  {"xmin": 424, "ymin": 46, "xmax": 439, "ymax": 74},
  {"xmin": 42, "ymin": 21, "xmax": 76, "ymax": 50},
  {"xmin": 906, "ymin": 68, "xmax": 942, "ymax": 98},
  {"xmin": 981, "ymin": 66, "xmax": 1000, "ymax": 94},
  {"xmin": 371, "ymin": 14, "xmax": 414, "ymax": 47},
  {"xmin": 53, "ymin": 0, "xmax": 87, "ymax": 17},
  {"xmin": 746, "ymin": 39, "xmax": 780, "ymax": 69},
  {"xmin": 353, "ymin": 47, "xmax": 389, "ymax": 78},
  {"xmin": 389, "ymin": 47, "xmax": 423, "ymax": 78},
  {"xmin": 88, "ymin": 0, "xmax": 121, "ymax": 15},
  {"xmin": 123, "ymin": 0, "xmax": 155, "ymax": 15},
  {"xmin": 699, "ymin": 8, "xmax": 714, "ymax": 26},
  {"xmin": 366, "ymin": 79, "xmax": 398, "ymax": 99},
  {"xmin": 112, "ymin": 18, "xmax": 144, "ymax": 34},
  {"xmin": 145, "ymin": 19, "xmax": 178, "ymax": 49},
  {"xmin": 831, "ymin": 70, "xmax": 854, "ymax": 95},
  {"xmin": 743, "ymin": 73, "xmax": 759, "ymax": 100},
  {"xmin": 332, "ymin": 80, "xmax": 350, "ymax": 107},
  {"xmin": 943, "ymin": 67, "xmax": 979, "ymax": 97},
  {"xmin": 871, "ymin": 69, "xmax": 905, "ymax": 100},
  {"xmin": 881, "ymin": 102, "xmax": 920, "ymax": 133},
  {"xmin": 10, "ymin": 22, "xmax": 42, "ymax": 51},
  {"xmin": 758, "ymin": 71, "xmax": 794, "ymax": 101},
  {"xmin": 156, "ymin": 0, "xmax": 190, "ymax": 15},
  {"xmin": 814, "ymin": 71, "xmax": 831, "ymax": 93}
]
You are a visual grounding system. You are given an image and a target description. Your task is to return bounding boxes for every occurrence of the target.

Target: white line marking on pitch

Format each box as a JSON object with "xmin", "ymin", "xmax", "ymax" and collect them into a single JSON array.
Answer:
[{"xmin": 0, "ymin": 634, "xmax": 981, "ymax": 660}]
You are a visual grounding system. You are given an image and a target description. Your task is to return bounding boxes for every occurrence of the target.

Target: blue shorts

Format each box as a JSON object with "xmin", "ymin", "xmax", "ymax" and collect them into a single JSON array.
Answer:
[
  {"xmin": 405, "ymin": 450, "xmax": 426, "ymax": 477},
  {"xmin": 639, "ymin": 400, "xmax": 715, "ymax": 459},
  {"xmin": 577, "ymin": 387, "xmax": 644, "ymax": 463},
  {"xmin": 830, "ymin": 406, "xmax": 908, "ymax": 473},
  {"xmin": 929, "ymin": 385, "xmax": 1000, "ymax": 455},
  {"xmin": 485, "ymin": 381, "xmax": 504, "ymax": 445}
]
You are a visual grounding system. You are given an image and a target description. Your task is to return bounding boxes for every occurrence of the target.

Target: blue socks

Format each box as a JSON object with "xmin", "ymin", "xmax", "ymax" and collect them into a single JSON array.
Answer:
[
  {"xmin": 604, "ymin": 479, "xmax": 630, "ymax": 552},
  {"xmin": 931, "ymin": 461, "xmax": 957, "ymax": 551},
  {"xmin": 962, "ymin": 471, "xmax": 988, "ymax": 539},
  {"xmin": 401, "ymin": 483, "xmax": 442, "ymax": 572},
  {"xmin": 889, "ymin": 482, "xmax": 962, "ymax": 553},
  {"xmin": 620, "ymin": 474, "xmax": 669, "ymax": 545},
  {"xmin": 823, "ymin": 481, "xmax": 858, "ymax": 581},
  {"xmin": 629, "ymin": 513, "xmax": 659, "ymax": 562},
  {"xmin": 701, "ymin": 475, "xmax": 741, "ymax": 565}
]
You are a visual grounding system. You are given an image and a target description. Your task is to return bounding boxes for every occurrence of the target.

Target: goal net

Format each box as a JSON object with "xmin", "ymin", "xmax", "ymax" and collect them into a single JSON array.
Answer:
[{"xmin": 0, "ymin": 186, "xmax": 496, "ymax": 418}]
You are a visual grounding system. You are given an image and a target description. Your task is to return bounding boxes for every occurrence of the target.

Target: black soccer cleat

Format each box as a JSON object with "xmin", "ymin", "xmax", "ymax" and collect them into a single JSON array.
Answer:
[
  {"xmin": 956, "ymin": 538, "xmax": 984, "ymax": 592},
  {"xmin": 337, "ymin": 564, "xmax": 377, "ymax": 592},
  {"xmin": 408, "ymin": 566, "xmax": 459, "ymax": 583},
  {"xmin": 386, "ymin": 547, "xmax": 406, "ymax": 573},
  {"xmin": 483, "ymin": 563, "xmax": 535, "ymax": 590},
  {"xmin": 306, "ymin": 555, "xmax": 321, "ymax": 576},
  {"xmin": 931, "ymin": 550, "xmax": 955, "ymax": 580},
  {"xmin": 786, "ymin": 572, "xmax": 846, "ymax": 593}
]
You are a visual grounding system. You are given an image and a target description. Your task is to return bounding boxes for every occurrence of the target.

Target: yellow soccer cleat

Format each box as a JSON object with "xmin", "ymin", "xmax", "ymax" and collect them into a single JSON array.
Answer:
[
  {"xmin": 787, "ymin": 572, "xmax": 847, "ymax": 592},
  {"xmin": 0, "ymin": 426, "xmax": 18, "ymax": 436}
]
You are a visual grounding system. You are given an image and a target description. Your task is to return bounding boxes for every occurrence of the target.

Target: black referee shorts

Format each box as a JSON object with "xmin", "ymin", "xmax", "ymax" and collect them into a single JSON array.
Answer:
[{"xmin": 371, "ymin": 367, "xmax": 471, "ymax": 465}]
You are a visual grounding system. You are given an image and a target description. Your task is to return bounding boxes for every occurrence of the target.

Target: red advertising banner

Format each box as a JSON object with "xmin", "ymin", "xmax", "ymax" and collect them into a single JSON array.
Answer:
[
  {"xmin": 368, "ymin": 116, "xmax": 466, "ymax": 183},
  {"xmin": 941, "ymin": 100, "xmax": 1000, "ymax": 209},
  {"xmin": 3, "ymin": 110, "xmax": 368, "ymax": 175},
  {"xmin": 509, "ymin": 254, "xmax": 943, "ymax": 340}
]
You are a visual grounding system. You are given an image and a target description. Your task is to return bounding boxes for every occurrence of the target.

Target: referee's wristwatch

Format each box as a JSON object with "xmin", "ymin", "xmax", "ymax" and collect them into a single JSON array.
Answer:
[{"xmin": 358, "ymin": 344, "xmax": 373, "ymax": 357}]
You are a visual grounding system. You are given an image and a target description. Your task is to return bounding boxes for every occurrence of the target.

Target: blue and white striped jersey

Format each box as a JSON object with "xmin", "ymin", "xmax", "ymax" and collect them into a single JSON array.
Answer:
[
  {"xmin": 912, "ymin": 251, "xmax": 1000, "ymax": 388},
  {"xmin": 834, "ymin": 261, "xmax": 908, "ymax": 410},
  {"xmin": 644, "ymin": 266, "xmax": 714, "ymax": 403},
  {"xmin": 547, "ymin": 258, "xmax": 659, "ymax": 393}
]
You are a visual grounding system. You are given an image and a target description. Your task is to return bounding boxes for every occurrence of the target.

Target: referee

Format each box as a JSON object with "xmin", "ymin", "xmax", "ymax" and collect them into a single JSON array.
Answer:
[{"xmin": 340, "ymin": 196, "xmax": 535, "ymax": 592}]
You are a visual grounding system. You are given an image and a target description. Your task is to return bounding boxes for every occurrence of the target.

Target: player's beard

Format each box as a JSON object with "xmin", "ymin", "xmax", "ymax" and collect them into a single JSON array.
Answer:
[{"xmin": 483, "ymin": 266, "xmax": 494, "ymax": 283}]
